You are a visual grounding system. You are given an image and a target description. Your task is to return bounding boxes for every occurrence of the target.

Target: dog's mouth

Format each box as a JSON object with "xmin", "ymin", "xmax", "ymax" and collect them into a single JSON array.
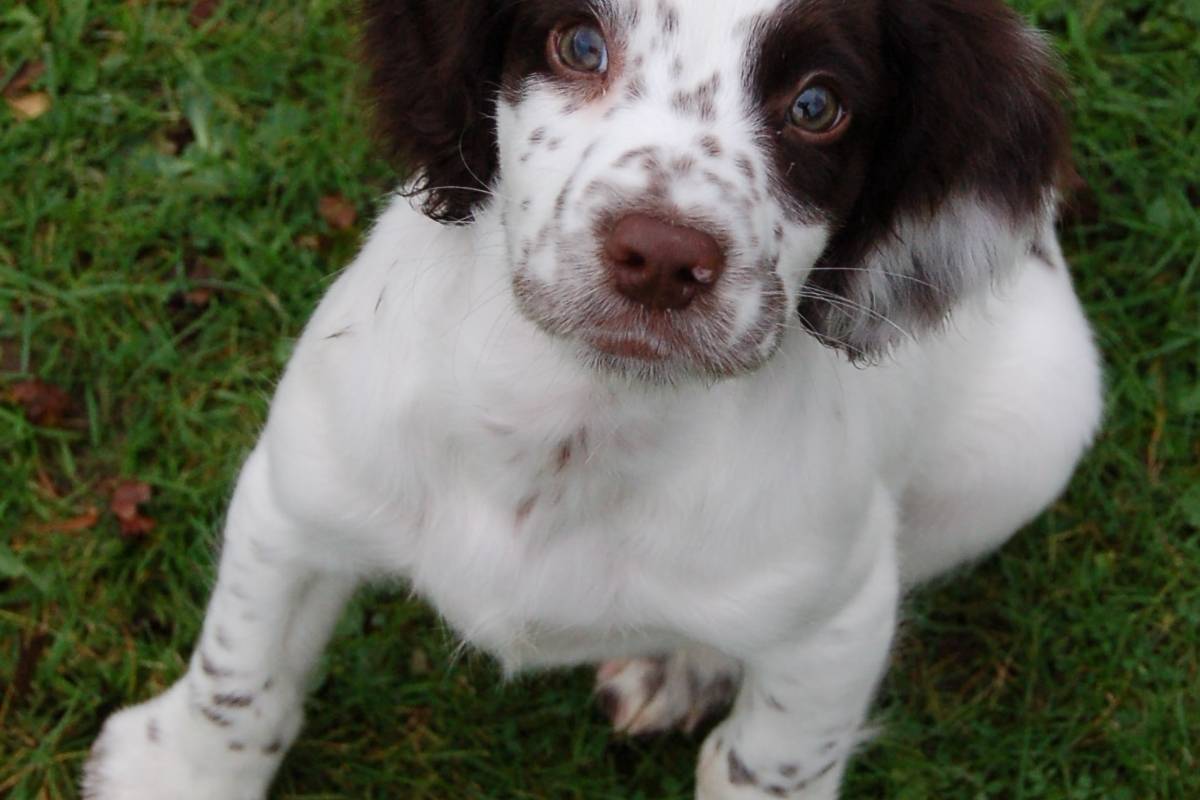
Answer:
[
  {"xmin": 584, "ymin": 333, "xmax": 669, "ymax": 362},
  {"xmin": 513, "ymin": 265, "xmax": 789, "ymax": 381}
]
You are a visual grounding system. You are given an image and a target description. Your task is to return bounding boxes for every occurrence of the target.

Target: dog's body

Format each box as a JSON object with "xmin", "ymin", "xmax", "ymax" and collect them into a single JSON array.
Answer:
[{"xmin": 84, "ymin": 1, "xmax": 1103, "ymax": 798}]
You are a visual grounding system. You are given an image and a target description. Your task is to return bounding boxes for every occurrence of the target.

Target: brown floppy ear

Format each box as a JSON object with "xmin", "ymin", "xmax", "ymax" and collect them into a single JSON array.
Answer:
[
  {"xmin": 801, "ymin": 0, "xmax": 1071, "ymax": 359},
  {"xmin": 361, "ymin": 0, "xmax": 514, "ymax": 223}
]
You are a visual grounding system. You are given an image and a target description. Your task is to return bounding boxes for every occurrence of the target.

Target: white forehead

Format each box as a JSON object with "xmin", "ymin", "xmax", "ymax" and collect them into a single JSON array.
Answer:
[
  {"xmin": 604, "ymin": 0, "xmax": 786, "ymax": 82},
  {"xmin": 618, "ymin": 0, "xmax": 786, "ymax": 36}
]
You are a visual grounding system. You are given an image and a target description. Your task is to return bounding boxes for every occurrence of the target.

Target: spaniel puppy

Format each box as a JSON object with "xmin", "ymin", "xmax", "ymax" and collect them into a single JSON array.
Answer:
[{"xmin": 83, "ymin": 1, "xmax": 1103, "ymax": 798}]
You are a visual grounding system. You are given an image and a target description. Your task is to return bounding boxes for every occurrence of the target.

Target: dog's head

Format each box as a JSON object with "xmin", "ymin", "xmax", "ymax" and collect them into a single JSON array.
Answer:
[{"xmin": 364, "ymin": 0, "xmax": 1069, "ymax": 379}]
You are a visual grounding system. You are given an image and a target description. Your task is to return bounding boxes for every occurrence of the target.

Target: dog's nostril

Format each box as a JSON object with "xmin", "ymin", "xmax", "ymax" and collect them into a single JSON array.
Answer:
[{"xmin": 604, "ymin": 213, "xmax": 726, "ymax": 311}]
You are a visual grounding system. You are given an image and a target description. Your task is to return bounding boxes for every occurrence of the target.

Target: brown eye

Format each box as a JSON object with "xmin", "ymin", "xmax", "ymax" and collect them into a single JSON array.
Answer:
[
  {"xmin": 553, "ymin": 23, "xmax": 609, "ymax": 74},
  {"xmin": 789, "ymin": 82, "xmax": 847, "ymax": 139}
]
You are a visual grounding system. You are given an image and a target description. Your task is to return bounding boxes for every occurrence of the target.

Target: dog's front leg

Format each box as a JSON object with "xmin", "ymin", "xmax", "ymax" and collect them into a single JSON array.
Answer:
[
  {"xmin": 83, "ymin": 446, "xmax": 358, "ymax": 800},
  {"xmin": 695, "ymin": 554, "xmax": 899, "ymax": 800}
]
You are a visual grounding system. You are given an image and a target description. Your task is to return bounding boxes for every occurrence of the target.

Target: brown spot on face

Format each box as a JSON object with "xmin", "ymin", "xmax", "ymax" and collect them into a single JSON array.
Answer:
[
  {"xmin": 625, "ymin": 76, "xmax": 646, "ymax": 101},
  {"xmin": 263, "ymin": 740, "xmax": 283, "ymax": 755},
  {"xmin": 529, "ymin": 126, "xmax": 548, "ymax": 144},
  {"xmin": 146, "ymin": 718, "xmax": 160, "ymax": 743},
  {"xmin": 229, "ymin": 741, "xmax": 246, "ymax": 752},
  {"xmin": 672, "ymin": 74, "xmax": 720, "ymax": 122},
  {"xmin": 671, "ymin": 155, "xmax": 697, "ymax": 175},
  {"xmin": 700, "ymin": 135, "xmax": 723, "ymax": 158}
]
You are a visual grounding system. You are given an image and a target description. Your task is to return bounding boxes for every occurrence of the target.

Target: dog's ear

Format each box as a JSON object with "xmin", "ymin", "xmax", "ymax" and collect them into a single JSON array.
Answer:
[
  {"xmin": 362, "ymin": 1, "xmax": 513, "ymax": 223},
  {"xmin": 801, "ymin": 0, "xmax": 1070, "ymax": 358}
]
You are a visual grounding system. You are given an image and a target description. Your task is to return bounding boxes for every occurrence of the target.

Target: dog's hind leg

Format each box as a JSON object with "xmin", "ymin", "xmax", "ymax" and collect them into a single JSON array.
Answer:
[
  {"xmin": 595, "ymin": 647, "xmax": 742, "ymax": 737},
  {"xmin": 896, "ymin": 255, "xmax": 1103, "ymax": 587}
]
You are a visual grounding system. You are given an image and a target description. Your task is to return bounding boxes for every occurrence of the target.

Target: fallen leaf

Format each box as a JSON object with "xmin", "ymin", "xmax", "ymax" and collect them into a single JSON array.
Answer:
[
  {"xmin": 7, "ymin": 379, "xmax": 71, "ymax": 426},
  {"xmin": 188, "ymin": 0, "xmax": 221, "ymax": 28},
  {"xmin": 2, "ymin": 60, "xmax": 46, "ymax": 100},
  {"xmin": 110, "ymin": 480, "xmax": 156, "ymax": 537},
  {"xmin": 6, "ymin": 91, "xmax": 52, "ymax": 121},
  {"xmin": 32, "ymin": 506, "xmax": 101, "ymax": 534},
  {"xmin": 183, "ymin": 260, "xmax": 216, "ymax": 307},
  {"xmin": 319, "ymin": 195, "xmax": 358, "ymax": 231}
]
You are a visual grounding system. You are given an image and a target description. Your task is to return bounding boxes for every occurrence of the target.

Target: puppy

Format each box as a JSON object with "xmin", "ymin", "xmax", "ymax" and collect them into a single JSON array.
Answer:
[{"xmin": 83, "ymin": 1, "xmax": 1103, "ymax": 798}]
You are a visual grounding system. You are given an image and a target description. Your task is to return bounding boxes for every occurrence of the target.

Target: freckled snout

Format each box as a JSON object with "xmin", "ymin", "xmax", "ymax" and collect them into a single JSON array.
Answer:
[{"xmin": 604, "ymin": 214, "xmax": 726, "ymax": 311}]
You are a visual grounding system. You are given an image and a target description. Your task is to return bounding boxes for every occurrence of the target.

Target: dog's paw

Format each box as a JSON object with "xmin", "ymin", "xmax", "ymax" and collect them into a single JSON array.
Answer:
[
  {"xmin": 595, "ymin": 651, "xmax": 740, "ymax": 736},
  {"xmin": 82, "ymin": 686, "xmax": 283, "ymax": 800}
]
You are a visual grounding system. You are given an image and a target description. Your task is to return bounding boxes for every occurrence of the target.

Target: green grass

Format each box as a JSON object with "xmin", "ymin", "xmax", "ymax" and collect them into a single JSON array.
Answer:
[{"xmin": 1, "ymin": 1, "xmax": 1197, "ymax": 798}]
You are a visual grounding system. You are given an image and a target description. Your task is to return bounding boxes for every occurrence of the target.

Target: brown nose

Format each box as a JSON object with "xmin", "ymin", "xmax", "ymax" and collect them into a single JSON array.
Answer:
[{"xmin": 603, "ymin": 214, "xmax": 726, "ymax": 311}]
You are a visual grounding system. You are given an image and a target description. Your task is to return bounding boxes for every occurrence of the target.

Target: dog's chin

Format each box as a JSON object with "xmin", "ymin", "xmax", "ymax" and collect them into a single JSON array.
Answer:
[
  {"xmin": 567, "ymin": 329, "xmax": 777, "ymax": 386},
  {"xmin": 512, "ymin": 271, "xmax": 782, "ymax": 384}
]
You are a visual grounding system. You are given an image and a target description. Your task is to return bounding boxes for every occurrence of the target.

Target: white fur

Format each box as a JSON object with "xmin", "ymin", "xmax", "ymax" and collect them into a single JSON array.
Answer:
[{"xmin": 83, "ymin": 1, "xmax": 1103, "ymax": 798}]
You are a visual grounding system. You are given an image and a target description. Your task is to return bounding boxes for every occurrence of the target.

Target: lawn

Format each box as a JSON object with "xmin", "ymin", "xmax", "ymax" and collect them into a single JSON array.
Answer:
[{"xmin": 1, "ymin": 1, "xmax": 1197, "ymax": 798}]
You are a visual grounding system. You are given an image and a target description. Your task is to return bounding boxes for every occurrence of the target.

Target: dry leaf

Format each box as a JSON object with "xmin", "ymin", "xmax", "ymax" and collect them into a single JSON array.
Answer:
[
  {"xmin": 8, "ymin": 379, "xmax": 71, "ymax": 426},
  {"xmin": 110, "ymin": 480, "xmax": 156, "ymax": 537},
  {"xmin": 33, "ymin": 506, "xmax": 101, "ymax": 534},
  {"xmin": 183, "ymin": 260, "xmax": 215, "ymax": 307},
  {"xmin": 188, "ymin": 0, "xmax": 221, "ymax": 28},
  {"xmin": 2, "ymin": 60, "xmax": 46, "ymax": 100},
  {"xmin": 319, "ymin": 195, "xmax": 358, "ymax": 231},
  {"xmin": 7, "ymin": 92, "xmax": 52, "ymax": 121}
]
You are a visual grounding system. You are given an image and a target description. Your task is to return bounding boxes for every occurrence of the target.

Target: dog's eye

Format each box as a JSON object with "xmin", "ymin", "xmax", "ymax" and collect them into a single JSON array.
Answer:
[
  {"xmin": 789, "ymin": 81, "xmax": 848, "ymax": 139},
  {"xmin": 553, "ymin": 23, "xmax": 609, "ymax": 74}
]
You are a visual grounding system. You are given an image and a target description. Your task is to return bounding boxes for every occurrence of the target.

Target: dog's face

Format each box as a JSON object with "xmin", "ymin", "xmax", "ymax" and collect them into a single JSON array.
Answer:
[{"xmin": 365, "ymin": 0, "xmax": 1068, "ymax": 380}]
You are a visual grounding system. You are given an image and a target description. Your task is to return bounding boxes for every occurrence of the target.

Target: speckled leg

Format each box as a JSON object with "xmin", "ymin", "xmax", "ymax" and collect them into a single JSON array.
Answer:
[{"xmin": 83, "ymin": 448, "xmax": 358, "ymax": 800}]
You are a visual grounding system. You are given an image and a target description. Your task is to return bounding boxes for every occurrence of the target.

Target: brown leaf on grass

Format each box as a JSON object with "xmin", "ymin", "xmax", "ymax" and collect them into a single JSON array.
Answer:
[
  {"xmin": 188, "ymin": 0, "xmax": 221, "ymax": 28},
  {"xmin": 319, "ymin": 195, "xmax": 358, "ymax": 231},
  {"xmin": 6, "ymin": 91, "xmax": 52, "ymax": 121},
  {"xmin": 110, "ymin": 480, "xmax": 156, "ymax": 538},
  {"xmin": 32, "ymin": 506, "xmax": 101, "ymax": 534},
  {"xmin": 7, "ymin": 379, "xmax": 71, "ymax": 427},
  {"xmin": 2, "ymin": 60, "xmax": 46, "ymax": 100},
  {"xmin": 183, "ymin": 260, "xmax": 216, "ymax": 307}
]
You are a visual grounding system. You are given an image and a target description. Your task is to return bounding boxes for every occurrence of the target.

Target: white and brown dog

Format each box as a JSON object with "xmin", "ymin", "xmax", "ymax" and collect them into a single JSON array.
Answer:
[{"xmin": 84, "ymin": 1, "xmax": 1103, "ymax": 798}]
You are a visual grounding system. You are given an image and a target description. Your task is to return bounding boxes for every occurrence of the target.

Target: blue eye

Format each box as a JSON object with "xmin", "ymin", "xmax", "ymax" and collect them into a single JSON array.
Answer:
[
  {"xmin": 556, "ymin": 24, "xmax": 609, "ymax": 74},
  {"xmin": 789, "ymin": 83, "xmax": 845, "ymax": 135}
]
